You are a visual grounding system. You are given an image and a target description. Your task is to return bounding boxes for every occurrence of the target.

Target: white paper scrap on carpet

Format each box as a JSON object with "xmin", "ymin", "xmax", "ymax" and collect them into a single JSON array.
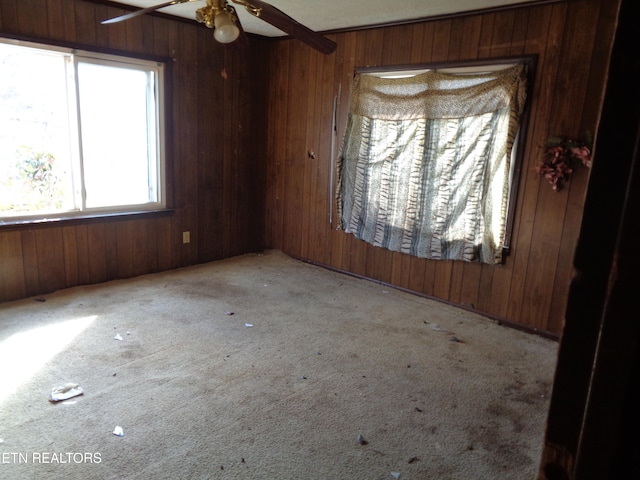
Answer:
[{"xmin": 50, "ymin": 383, "xmax": 83, "ymax": 402}]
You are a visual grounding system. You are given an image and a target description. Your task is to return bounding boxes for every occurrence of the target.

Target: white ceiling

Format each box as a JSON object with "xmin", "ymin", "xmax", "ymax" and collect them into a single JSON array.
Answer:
[{"xmin": 105, "ymin": 0, "xmax": 544, "ymax": 37}]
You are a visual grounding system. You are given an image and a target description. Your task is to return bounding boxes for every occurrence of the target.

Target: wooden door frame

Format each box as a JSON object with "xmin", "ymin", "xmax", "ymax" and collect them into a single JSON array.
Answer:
[{"xmin": 539, "ymin": 0, "xmax": 640, "ymax": 477}]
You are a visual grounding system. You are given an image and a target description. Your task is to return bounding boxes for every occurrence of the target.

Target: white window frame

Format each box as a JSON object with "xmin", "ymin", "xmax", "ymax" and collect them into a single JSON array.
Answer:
[{"xmin": 0, "ymin": 38, "xmax": 166, "ymax": 224}]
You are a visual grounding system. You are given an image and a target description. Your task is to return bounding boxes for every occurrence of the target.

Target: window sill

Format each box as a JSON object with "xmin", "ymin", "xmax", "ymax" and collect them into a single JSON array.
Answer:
[{"xmin": 0, "ymin": 209, "xmax": 175, "ymax": 232}]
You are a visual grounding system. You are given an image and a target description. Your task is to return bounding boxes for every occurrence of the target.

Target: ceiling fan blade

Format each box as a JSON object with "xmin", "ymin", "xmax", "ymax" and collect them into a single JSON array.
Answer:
[
  {"xmin": 236, "ymin": 0, "xmax": 336, "ymax": 54},
  {"xmin": 101, "ymin": 0, "xmax": 187, "ymax": 25},
  {"xmin": 226, "ymin": 5, "xmax": 251, "ymax": 50}
]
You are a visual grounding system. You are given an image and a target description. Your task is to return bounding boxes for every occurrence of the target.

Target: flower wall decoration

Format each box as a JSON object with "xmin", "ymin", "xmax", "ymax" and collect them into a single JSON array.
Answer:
[{"xmin": 536, "ymin": 135, "xmax": 592, "ymax": 191}]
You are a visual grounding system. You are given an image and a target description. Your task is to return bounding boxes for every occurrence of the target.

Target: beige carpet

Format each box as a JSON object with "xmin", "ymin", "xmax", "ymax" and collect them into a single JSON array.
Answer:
[{"xmin": 0, "ymin": 250, "xmax": 557, "ymax": 479}]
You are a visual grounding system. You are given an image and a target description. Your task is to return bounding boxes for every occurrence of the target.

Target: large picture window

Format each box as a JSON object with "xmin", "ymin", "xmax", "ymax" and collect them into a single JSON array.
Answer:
[
  {"xmin": 336, "ymin": 60, "xmax": 531, "ymax": 264},
  {"xmin": 0, "ymin": 38, "xmax": 166, "ymax": 222}
]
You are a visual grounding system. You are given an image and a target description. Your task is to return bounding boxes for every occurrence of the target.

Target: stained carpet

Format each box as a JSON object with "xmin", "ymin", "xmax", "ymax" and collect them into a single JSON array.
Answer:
[{"xmin": 0, "ymin": 250, "xmax": 557, "ymax": 479}]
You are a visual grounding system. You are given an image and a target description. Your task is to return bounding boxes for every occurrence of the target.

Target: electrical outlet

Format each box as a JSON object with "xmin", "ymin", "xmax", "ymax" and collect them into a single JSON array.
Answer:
[{"xmin": 182, "ymin": 231, "xmax": 190, "ymax": 244}]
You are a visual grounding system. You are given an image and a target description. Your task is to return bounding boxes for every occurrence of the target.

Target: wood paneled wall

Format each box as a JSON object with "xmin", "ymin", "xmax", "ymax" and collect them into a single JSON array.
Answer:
[
  {"xmin": 263, "ymin": 0, "xmax": 620, "ymax": 336},
  {"xmin": 0, "ymin": 0, "xmax": 267, "ymax": 302},
  {"xmin": 0, "ymin": 0, "xmax": 620, "ymax": 337}
]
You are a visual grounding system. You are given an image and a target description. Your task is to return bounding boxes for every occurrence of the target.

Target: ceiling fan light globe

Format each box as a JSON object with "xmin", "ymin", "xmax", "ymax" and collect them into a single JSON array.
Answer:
[
  {"xmin": 214, "ymin": 24, "xmax": 240, "ymax": 43},
  {"xmin": 213, "ymin": 12, "xmax": 240, "ymax": 43}
]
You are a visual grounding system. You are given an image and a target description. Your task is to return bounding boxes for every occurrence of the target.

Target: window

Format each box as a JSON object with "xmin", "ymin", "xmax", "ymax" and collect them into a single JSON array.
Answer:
[
  {"xmin": 336, "ymin": 60, "xmax": 531, "ymax": 264},
  {"xmin": 0, "ymin": 38, "xmax": 166, "ymax": 223}
]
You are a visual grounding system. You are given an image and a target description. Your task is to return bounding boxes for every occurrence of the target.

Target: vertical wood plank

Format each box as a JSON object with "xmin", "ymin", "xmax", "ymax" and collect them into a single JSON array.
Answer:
[
  {"xmin": 407, "ymin": 257, "xmax": 425, "ymax": 294},
  {"xmin": 221, "ymin": 42, "xmax": 238, "ymax": 259},
  {"xmin": 104, "ymin": 223, "xmax": 118, "ymax": 280},
  {"xmin": 447, "ymin": 17, "xmax": 466, "ymax": 60},
  {"xmin": 314, "ymin": 40, "xmax": 337, "ymax": 267},
  {"xmin": 391, "ymin": 252, "xmax": 412, "ymax": 290},
  {"xmin": 301, "ymin": 50, "xmax": 320, "ymax": 259},
  {"xmin": 196, "ymin": 35, "xmax": 225, "ymax": 262},
  {"xmin": 154, "ymin": 217, "xmax": 173, "ymax": 272},
  {"xmin": 281, "ymin": 42, "xmax": 310, "ymax": 258},
  {"xmin": 75, "ymin": 224, "xmax": 91, "ymax": 285},
  {"xmin": 0, "ymin": 232, "xmax": 26, "ymax": 302},
  {"xmin": 62, "ymin": 226, "xmax": 79, "ymax": 288},
  {"xmin": 16, "ymin": 0, "xmax": 48, "ymax": 38},
  {"xmin": 431, "ymin": 20, "xmax": 452, "ymax": 62},
  {"xmin": 87, "ymin": 223, "xmax": 108, "ymax": 284},
  {"xmin": 459, "ymin": 263, "xmax": 482, "ymax": 309},
  {"xmin": 35, "ymin": 228, "xmax": 66, "ymax": 294},
  {"xmin": 116, "ymin": 220, "xmax": 135, "ymax": 279},
  {"xmin": 449, "ymin": 263, "xmax": 465, "ymax": 304},
  {"xmin": 509, "ymin": 8, "xmax": 530, "ymax": 56},
  {"xmin": 489, "ymin": 9, "xmax": 516, "ymax": 57},
  {"xmin": 20, "ymin": 231, "xmax": 40, "ymax": 297},
  {"xmin": 265, "ymin": 42, "xmax": 290, "ymax": 250},
  {"xmin": 477, "ymin": 13, "xmax": 496, "ymax": 59},
  {"xmin": 92, "ymin": 5, "xmax": 115, "ymax": 47},
  {"xmin": 47, "ymin": 0, "xmax": 76, "ymax": 43},
  {"xmin": 459, "ymin": 16, "xmax": 483, "ymax": 60},
  {"xmin": 0, "ymin": 0, "xmax": 19, "ymax": 31},
  {"xmin": 433, "ymin": 260, "xmax": 454, "ymax": 300},
  {"xmin": 423, "ymin": 259, "xmax": 437, "ymax": 297},
  {"xmin": 131, "ymin": 220, "xmax": 148, "ymax": 277},
  {"xmin": 476, "ymin": 264, "xmax": 495, "ymax": 313}
]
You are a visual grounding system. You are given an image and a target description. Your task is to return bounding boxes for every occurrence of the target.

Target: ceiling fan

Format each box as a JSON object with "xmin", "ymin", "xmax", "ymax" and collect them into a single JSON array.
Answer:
[{"xmin": 101, "ymin": 0, "xmax": 337, "ymax": 54}]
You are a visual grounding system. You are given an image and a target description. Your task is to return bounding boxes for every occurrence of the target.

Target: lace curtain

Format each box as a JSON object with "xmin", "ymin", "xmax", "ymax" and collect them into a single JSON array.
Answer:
[{"xmin": 336, "ymin": 65, "xmax": 527, "ymax": 264}]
